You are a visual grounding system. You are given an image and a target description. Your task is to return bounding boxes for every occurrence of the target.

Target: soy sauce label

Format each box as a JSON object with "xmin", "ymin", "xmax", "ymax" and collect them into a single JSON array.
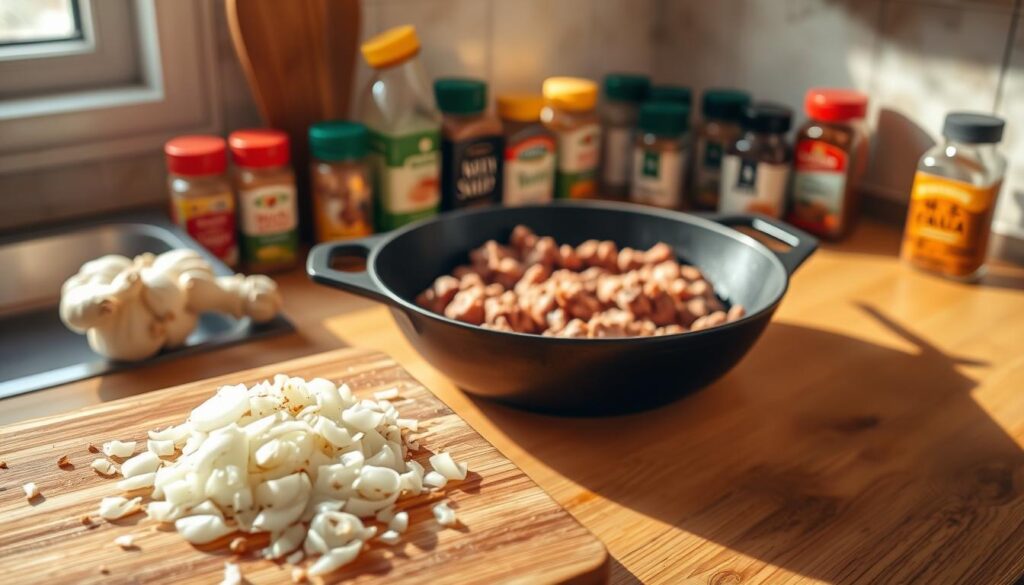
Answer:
[{"xmin": 441, "ymin": 135, "xmax": 503, "ymax": 210}]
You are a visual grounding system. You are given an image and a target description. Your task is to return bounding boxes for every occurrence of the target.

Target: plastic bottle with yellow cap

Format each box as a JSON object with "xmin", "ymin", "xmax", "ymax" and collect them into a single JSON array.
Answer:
[
  {"xmin": 357, "ymin": 25, "xmax": 442, "ymax": 231},
  {"xmin": 541, "ymin": 77, "xmax": 601, "ymax": 199},
  {"xmin": 498, "ymin": 94, "xmax": 556, "ymax": 205}
]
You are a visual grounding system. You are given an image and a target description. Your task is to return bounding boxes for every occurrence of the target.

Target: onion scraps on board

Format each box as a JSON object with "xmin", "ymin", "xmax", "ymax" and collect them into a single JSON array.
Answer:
[{"xmin": 89, "ymin": 375, "xmax": 470, "ymax": 579}]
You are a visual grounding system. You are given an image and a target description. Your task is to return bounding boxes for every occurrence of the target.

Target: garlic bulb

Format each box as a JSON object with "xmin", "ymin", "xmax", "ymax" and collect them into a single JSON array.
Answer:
[{"xmin": 60, "ymin": 249, "xmax": 282, "ymax": 361}]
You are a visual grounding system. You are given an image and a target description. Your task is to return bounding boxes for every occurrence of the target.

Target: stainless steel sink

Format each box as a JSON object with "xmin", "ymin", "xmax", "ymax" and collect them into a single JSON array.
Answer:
[{"xmin": 0, "ymin": 211, "xmax": 292, "ymax": 398}]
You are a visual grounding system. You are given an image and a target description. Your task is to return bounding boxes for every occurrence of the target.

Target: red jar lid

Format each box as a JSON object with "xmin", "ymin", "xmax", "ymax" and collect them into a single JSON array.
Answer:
[
  {"xmin": 805, "ymin": 88, "xmax": 868, "ymax": 122},
  {"xmin": 164, "ymin": 135, "xmax": 227, "ymax": 176},
  {"xmin": 228, "ymin": 129, "xmax": 291, "ymax": 168}
]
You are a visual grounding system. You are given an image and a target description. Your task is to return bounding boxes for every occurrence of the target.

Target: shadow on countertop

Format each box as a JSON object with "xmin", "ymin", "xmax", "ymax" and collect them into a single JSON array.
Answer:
[{"xmin": 469, "ymin": 304, "xmax": 1024, "ymax": 584}]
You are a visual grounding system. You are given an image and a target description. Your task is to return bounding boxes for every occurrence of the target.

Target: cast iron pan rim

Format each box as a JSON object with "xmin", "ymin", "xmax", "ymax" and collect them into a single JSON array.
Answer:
[{"xmin": 369, "ymin": 200, "xmax": 791, "ymax": 344}]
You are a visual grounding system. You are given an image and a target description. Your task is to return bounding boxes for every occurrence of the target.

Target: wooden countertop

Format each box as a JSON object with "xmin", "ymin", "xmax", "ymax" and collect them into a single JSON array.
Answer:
[{"xmin": 5, "ymin": 219, "xmax": 1024, "ymax": 584}]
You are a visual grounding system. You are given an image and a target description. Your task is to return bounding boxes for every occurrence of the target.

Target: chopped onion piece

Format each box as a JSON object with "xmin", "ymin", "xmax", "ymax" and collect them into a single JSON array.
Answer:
[
  {"xmin": 103, "ymin": 440, "xmax": 136, "ymax": 458},
  {"xmin": 22, "ymin": 482, "xmax": 39, "ymax": 499},
  {"xmin": 307, "ymin": 541, "xmax": 363, "ymax": 576},
  {"xmin": 433, "ymin": 501, "xmax": 457, "ymax": 526},
  {"xmin": 147, "ymin": 439, "xmax": 175, "ymax": 457},
  {"xmin": 121, "ymin": 451, "xmax": 161, "ymax": 478},
  {"xmin": 388, "ymin": 511, "xmax": 409, "ymax": 533},
  {"xmin": 117, "ymin": 472, "xmax": 155, "ymax": 492},
  {"xmin": 174, "ymin": 514, "xmax": 233, "ymax": 544},
  {"xmin": 373, "ymin": 388, "xmax": 399, "ymax": 401},
  {"xmin": 189, "ymin": 384, "xmax": 248, "ymax": 432},
  {"xmin": 396, "ymin": 418, "xmax": 418, "ymax": 431},
  {"xmin": 264, "ymin": 524, "xmax": 306, "ymax": 560},
  {"xmin": 220, "ymin": 562, "xmax": 242, "ymax": 585},
  {"xmin": 145, "ymin": 501, "xmax": 179, "ymax": 523},
  {"xmin": 424, "ymin": 471, "xmax": 448, "ymax": 489},
  {"xmin": 91, "ymin": 458, "xmax": 117, "ymax": 476},
  {"xmin": 378, "ymin": 529, "xmax": 401, "ymax": 545},
  {"xmin": 99, "ymin": 496, "xmax": 142, "ymax": 520},
  {"xmin": 429, "ymin": 452, "xmax": 468, "ymax": 481},
  {"xmin": 114, "ymin": 534, "xmax": 134, "ymax": 549}
]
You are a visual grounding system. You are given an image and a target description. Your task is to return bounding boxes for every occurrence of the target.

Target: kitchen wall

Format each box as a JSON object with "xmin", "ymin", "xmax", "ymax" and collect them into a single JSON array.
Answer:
[{"xmin": 2, "ymin": 0, "xmax": 1022, "ymax": 258}]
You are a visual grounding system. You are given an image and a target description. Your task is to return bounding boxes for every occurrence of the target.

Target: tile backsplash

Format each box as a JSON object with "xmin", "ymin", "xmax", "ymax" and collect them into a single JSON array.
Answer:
[{"xmin": 1, "ymin": 0, "xmax": 1022, "ymax": 252}]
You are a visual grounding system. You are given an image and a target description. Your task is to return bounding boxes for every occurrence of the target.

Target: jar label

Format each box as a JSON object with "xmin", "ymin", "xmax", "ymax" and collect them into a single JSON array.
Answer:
[
  {"xmin": 504, "ymin": 134, "xmax": 556, "ymax": 205},
  {"xmin": 601, "ymin": 126, "xmax": 632, "ymax": 187},
  {"xmin": 789, "ymin": 139, "xmax": 849, "ymax": 235},
  {"xmin": 555, "ymin": 123, "xmax": 600, "ymax": 199},
  {"xmin": 368, "ymin": 128, "xmax": 440, "ymax": 230},
  {"xmin": 694, "ymin": 137, "xmax": 726, "ymax": 209},
  {"xmin": 173, "ymin": 191, "xmax": 238, "ymax": 266},
  {"xmin": 239, "ymin": 184, "xmax": 298, "ymax": 266},
  {"xmin": 441, "ymin": 135, "xmax": 502, "ymax": 210},
  {"xmin": 901, "ymin": 171, "xmax": 1001, "ymax": 278},
  {"xmin": 313, "ymin": 171, "xmax": 374, "ymax": 242},
  {"xmin": 630, "ymin": 147, "xmax": 684, "ymax": 208},
  {"xmin": 719, "ymin": 155, "xmax": 789, "ymax": 217}
]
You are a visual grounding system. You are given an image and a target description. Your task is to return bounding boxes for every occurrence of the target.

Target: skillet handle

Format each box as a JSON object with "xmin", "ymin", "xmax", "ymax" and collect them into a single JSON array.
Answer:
[
  {"xmin": 713, "ymin": 214, "xmax": 818, "ymax": 275},
  {"xmin": 306, "ymin": 234, "xmax": 393, "ymax": 304}
]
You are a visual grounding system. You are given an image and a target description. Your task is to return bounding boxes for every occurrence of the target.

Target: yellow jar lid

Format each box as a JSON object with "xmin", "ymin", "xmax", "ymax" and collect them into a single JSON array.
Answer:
[
  {"xmin": 542, "ymin": 77, "xmax": 598, "ymax": 112},
  {"xmin": 361, "ymin": 25, "xmax": 420, "ymax": 68},
  {"xmin": 497, "ymin": 94, "xmax": 545, "ymax": 122}
]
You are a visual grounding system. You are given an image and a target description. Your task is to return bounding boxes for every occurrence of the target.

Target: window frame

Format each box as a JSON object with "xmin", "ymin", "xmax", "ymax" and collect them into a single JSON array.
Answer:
[{"xmin": 0, "ymin": 0, "xmax": 222, "ymax": 174}]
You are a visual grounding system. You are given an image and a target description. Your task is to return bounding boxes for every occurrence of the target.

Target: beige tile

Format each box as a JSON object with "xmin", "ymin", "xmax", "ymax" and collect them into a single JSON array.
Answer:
[
  {"xmin": 491, "ymin": 0, "xmax": 596, "ymax": 95},
  {"xmin": 653, "ymin": 0, "xmax": 880, "ymax": 115},
  {"xmin": 592, "ymin": 0, "xmax": 656, "ymax": 77},
  {"xmin": 993, "ymin": 12, "xmax": 1024, "ymax": 240},
  {"xmin": 865, "ymin": 2, "xmax": 1010, "ymax": 201}
]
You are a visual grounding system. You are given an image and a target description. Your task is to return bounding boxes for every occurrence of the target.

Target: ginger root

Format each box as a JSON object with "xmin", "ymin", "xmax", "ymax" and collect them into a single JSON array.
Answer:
[{"xmin": 60, "ymin": 249, "xmax": 282, "ymax": 361}]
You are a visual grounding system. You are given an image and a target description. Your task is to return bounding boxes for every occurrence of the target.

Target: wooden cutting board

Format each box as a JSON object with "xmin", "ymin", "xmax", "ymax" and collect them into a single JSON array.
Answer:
[{"xmin": 0, "ymin": 349, "xmax": 607, "ymax": 584}]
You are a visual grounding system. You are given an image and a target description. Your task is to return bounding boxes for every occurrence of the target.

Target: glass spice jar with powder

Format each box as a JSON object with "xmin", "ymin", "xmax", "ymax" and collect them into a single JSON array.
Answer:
[
  {"xmin": 718, "ymin": 102, "xmax": 793, "ymax": 218},
  {"xmin": 228, "ymin": 129, "xmax": 299, "ymax": 273},
  {"xmin": 309, "ymin": 120, "xmax": 374, "ymax": 242},
  {"xmin": 164, "ymin": 135, "xmax": 239, "ymax": 267},
  {"xmin": 497, "ymin": 94, "xmax": 556, "ymax": 206}
]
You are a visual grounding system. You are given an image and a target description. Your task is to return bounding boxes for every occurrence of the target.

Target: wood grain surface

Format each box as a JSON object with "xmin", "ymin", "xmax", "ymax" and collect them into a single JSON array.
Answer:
[
  {"xmin": 0, "ymin": 349, "xmax": 608, "ymax": 584},
  {"xmin": 4, "ymin": 219, "xmax": 1024, "ymax": 584}
]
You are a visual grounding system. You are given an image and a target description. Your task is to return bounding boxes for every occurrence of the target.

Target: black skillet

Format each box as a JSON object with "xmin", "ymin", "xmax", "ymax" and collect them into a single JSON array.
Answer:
[{"xmin": 308, "ymin": 201, "xmax": 817, "ymax": 415}]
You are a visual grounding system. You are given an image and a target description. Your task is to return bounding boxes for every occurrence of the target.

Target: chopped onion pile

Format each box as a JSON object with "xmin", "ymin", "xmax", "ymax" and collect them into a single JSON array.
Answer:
[{"xmin": 93, "ymin": 375, "xmax": 469, "ymax": 577}]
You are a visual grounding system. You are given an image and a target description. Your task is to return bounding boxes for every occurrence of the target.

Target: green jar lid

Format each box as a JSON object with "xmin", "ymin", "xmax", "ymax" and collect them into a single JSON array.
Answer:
[
  {"xmin": 639, "ymin": 101, "xmax": 689, "ymax": 136},
  {"xmin": 649, "ymin": 85, "xmax": 692, "ymax": 107},
  {"xmin": 309, "ymin": 120, "xmax": 368, "ymax": 161},
  {"xmin": 434, "ymin": 77, "xmax": 487, "ymax": 114},
  {"xmin": 702, "ymin": 89, "xmax": 751, "ymax": 121},
  {"xmin": 604, "ymin": 73, "xmax": 651, "ymax": 102}
]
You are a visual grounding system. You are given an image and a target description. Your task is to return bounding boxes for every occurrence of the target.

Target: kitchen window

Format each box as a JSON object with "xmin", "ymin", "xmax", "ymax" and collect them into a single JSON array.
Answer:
[{"xmin": 0, "ymin": 0, "xmax": 222, "ymax": 174}]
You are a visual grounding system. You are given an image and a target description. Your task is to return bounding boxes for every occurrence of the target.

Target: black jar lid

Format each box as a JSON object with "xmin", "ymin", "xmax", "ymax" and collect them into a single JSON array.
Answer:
[
  {"xmin": 741, "ymin": 102, "xmax": 793, "ymax": 134},
  {"xmin": 942, "ymin": 112, "xmax": 1005, "ymax": 144},
  {"xmin": 702, "ymin": 89, "xmax": 750, "ymax": 121}
]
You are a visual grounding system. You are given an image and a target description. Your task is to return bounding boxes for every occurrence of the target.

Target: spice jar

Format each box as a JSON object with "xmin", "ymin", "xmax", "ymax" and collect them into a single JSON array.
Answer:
[
  {"xmin": 718, "ymin": 102, "xmax": 793, "ymax": 218},
  {"xmin": 358, "ymin": 25, "xmax": 441, "ymax": 230},
  {"xmin": 309, "ymin": 121, "xmax": 374, "ymax": 242},
  {"xmin": 630, "ymin": 101, "xmax": 689, "ymax": 209},
  {"xmin": 498, "ymin": 94, "xmax": 556, "ymax": 206},
  {"xmin": 435, "ymin": 78, "xmax": 503, "ymax": 211},
  {"xmin": 599, "ymin": 73, "xmax": 650, "ymax": 199},
  {"xmin": 228, "ymin": 129, "xmax": 299, "ymax": 273},
  {"xmin": 693, "ymin": 89, "xmax": 751, "ymax": 210},
  {"xmin": 164, "ymin": 135, "xmax": 238, "ymax": 267},
  {"xmin": 788, "ymin": 88, "xmax": 869, "ymax": 240},
  {"xmin": 542, "ymin": 76, "xmax": 601, "ymax": 199},
  {"xmin": 901, "ymin": 112, "xmax": 1007, "ymax": 281}
]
